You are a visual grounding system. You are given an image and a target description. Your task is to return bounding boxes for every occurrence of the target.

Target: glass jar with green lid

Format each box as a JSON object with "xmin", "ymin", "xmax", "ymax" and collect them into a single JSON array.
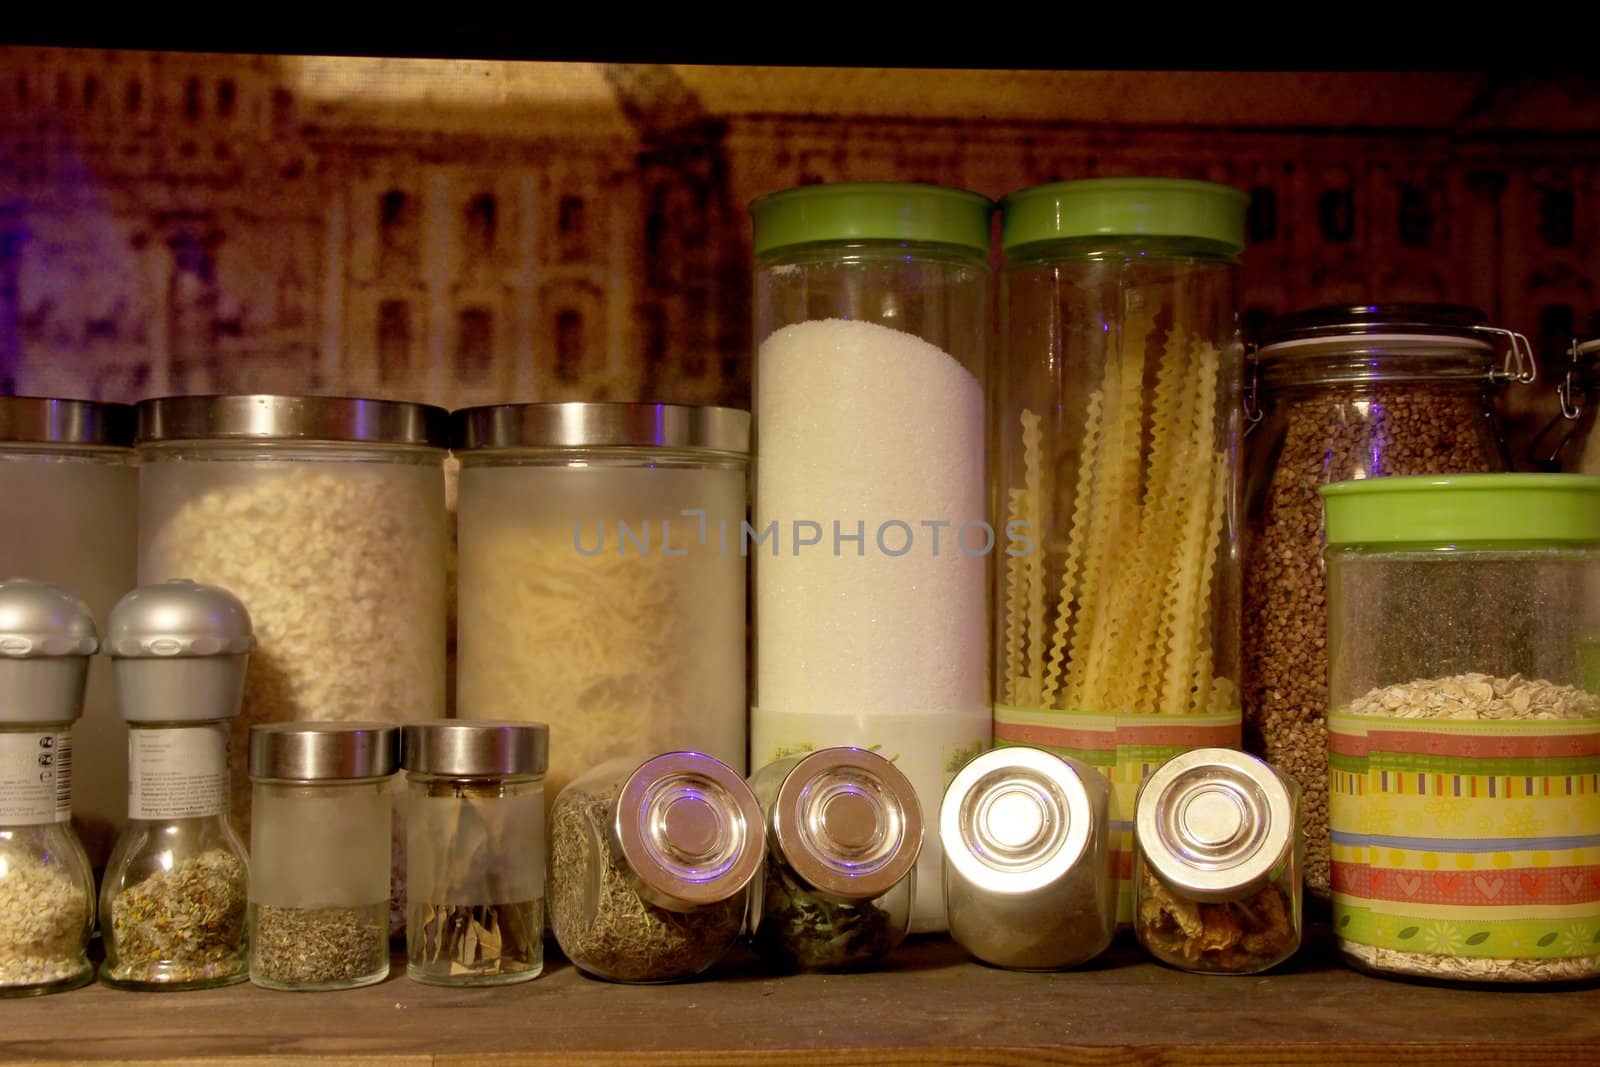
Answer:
[
  {"xmin": 992, "ymin": 178, "xmax": 1249, "ymax": 925},
  {"xmin": 750, "ymin": 182, "xmax": 993, "ymax": 933},
  {"xmin": 1321, "ymin": 474, "xmax": 1600, "ymax": 984}
]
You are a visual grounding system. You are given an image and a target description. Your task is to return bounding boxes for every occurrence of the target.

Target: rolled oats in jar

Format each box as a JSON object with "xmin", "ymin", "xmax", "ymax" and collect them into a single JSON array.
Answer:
[
  {"xmin": 136, "ymin": 395, "xmax": 449, "ymax": 932},
  {"xmin": 1243, "ymin": 304, "xmax": 1525, "ymax": 898}
]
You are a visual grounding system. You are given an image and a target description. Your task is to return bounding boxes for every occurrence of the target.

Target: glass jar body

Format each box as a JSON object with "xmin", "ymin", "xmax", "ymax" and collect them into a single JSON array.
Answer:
[
  {"xmin": 0, "ymin": 821, "xmax": 96, "ymax": 997},
  {"xmin": 404, "ymin": 771, "xmax": 544, "ymax": 986},
  {"xmin": 0, "ymin": 445, "xmax": 136, "ymax": 864},
  {"xmin": 752, "ymin": 239, "xmax": 991, "ymax": 933},
  {"xmin": 549, "ymin": 759, "xmax": 748, "ymax": 983},
  {"xmin": 1326, "ymin": 539, "xmax": 1600, "ymax": 983},
  {"xmin": 456, "ymin": 448, "xmax": 748, "ymax": 806},
  {"xmin": 249, "ymin": 777, "xmax": 392, "ymax": 991},
  {"xmin": 994, "ymin": 236, "xmax": 1244, "ymax": 924},
  {"xmin": 1133, "ymin": 841, "xmax": 1303, "ymax": 975}
]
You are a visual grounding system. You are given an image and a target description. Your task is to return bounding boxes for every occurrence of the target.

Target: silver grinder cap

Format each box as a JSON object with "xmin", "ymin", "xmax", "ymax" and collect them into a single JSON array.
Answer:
[
  {"xmin": 0, "ymin": 578, "xmax": 99, "ymax": 725},
  {"xmin": 106, "ymin": 580, "xmax": 253, "ymax": 723},
  {"xmin": 1135, "ymin": 748, "xmax": 1297, "ymax": 902},
  {"xmin": 941, "ymin": 746, "xmax": 1098, "ymax": 897},
  {"xmin": 614, "ymin": 751, "xmax": 764, "ymax": 911},
  {"xmin": 769, "ymin": 747, "xmax": 922, "ymax": 901}
]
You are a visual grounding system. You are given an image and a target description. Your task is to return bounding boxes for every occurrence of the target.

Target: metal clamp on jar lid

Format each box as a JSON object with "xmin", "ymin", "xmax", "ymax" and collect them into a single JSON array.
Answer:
[
  {"xmin": 106, "ymin": 580, "xmax": 254, "ymax": 723},
  {"xmin": 0, "ymin": 397, "xmax": 135, "ymax": 448},
  {"xmin": 136, "ymin": 394, "xmax": 450, "ymax": 448},
  {"xmin": 400, "ymin": 720, "xmax": 548, "ymax": 778},
  {"xmin": 769, "ymin": 747, "xmax": 922, "ymax": 901},
  {"xmin": 1135, "ymin": 748, "xmax": 1295, "ymax": 901},
  {"xmin": 250, "ymin": 722, "xmax": 400, "ymax": 782},
  {"xmin": 0, "ymin": 578, "xmax": 99, "ymax": 724},
  {"xmin": 613, "ymin": 751, "xmax": 763, "ymax": 911},
  {"xmin": 1253, "ymin": 303, "xmax": 1534, "ymax": 384},
  {"xmin": 451, "ymin": 402, "xmax": 750, "ymax": 456},
  {"xmin": 941, "ymin": 747, "xmax": 1096, "ymax": 897}
]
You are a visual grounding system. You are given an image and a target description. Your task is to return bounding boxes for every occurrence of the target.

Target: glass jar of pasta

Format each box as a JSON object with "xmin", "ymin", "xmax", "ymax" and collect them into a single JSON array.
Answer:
[{"xmin": 993, "ymin": 179, "xmax": 1248, "ymax": 923}]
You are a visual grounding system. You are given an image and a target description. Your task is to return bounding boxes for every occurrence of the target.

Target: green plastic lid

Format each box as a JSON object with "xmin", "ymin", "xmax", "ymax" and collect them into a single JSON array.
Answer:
[
  {"xmin": 1320, "ymin": 474, "xmax": 1600, "ymax": 545},
  {"xmin": 749, "ymin": 182, "xmax": 992, "ymax": 256},
  {"xmin": 1001, "ymin": 178, "xmax": 1248, "ymax": 253}
]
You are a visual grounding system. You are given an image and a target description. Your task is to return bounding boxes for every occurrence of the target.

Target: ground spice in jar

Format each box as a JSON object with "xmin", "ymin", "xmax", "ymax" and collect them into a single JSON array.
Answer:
[
  {"xmin": 549, "ymin": 784, "xmax": 745, "ymax": 983},
  {"xmin": 1244, "ymin": 383, "xmax": 1499, "ymax": 896},
  {"xmin": 252, "ymin": 905, "xmax": 388, "ymax": 986},
  {"xmin": 0, "ymin": 862, "xmax": 90, "ymax": 988},
  {"xmin": 106, "ymin": 849, "xmax": 247, "ymax": 984}
]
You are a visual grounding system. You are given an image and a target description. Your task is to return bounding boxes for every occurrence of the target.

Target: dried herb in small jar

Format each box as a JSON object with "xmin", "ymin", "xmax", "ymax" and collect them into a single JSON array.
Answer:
[
  {"xmin": 107, "ymin": 849, "xmax": 248, "ymax": 985},
  {"xmin": 550, "ymin": 754, "xmax": 761, "ymax": 984},
  {"xmin": 251, "ymin": 904, "xmax": 388, "ymax": 987},
  {"xmin": 752, "ymin": 863, "xmax": 899, "ymax": 971},
  {"xmin": 408, "ymin": 900, "xmax": 541, "ymax": 980}
]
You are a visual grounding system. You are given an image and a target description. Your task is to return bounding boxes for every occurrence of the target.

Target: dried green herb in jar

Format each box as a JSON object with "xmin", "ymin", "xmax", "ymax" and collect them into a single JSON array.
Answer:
[
  {"xmin": 107, "ymin": 849, "xmax": 247, "ymax": 985},
  {"xmin": 752, "ymin": 862, "xmax": 898, "ymax": 971},
  {"xmin": 549, "ymin": 768, "xmax": 754, "ymax": 984},
  {"xmin": 251, "ymin": 904, "xmax": 388, "ymax": 986}
]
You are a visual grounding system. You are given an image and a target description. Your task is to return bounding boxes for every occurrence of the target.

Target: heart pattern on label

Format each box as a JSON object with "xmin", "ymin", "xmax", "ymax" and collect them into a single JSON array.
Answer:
[{"xmin": 1474, "ymin": 875, "xmax": 1504, "ymax": 899}]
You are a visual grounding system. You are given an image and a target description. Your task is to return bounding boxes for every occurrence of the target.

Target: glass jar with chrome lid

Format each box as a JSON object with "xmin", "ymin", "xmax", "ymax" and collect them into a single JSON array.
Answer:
[
  {"xmin": 1243, "ymin": 303, "xmax": 1524, "ymax": 901},
  {"xmin": 402, "ymin": 721, "xmax": 547, "ymax": 987},
  {"xmin": 1134, "ymin": 747, "xmax": 1302, "ymax": 974},
  {"xmin": 941, "ymin": 746, "xmax": 1115, "ymax": 970},
  {"xmin": 248, "ymin": 723, "xmax": 399, "ymax": 991},
  {"xmin": 747, "ymin": 747, "xmax": 921, "ymax": 971},
  {"xmin": 550, "ymin": 752, "xmax": 762, "ymax": 983},
  {"xmin": 0, "ymin": 398, "xmax": 137, "ymax": 865}
]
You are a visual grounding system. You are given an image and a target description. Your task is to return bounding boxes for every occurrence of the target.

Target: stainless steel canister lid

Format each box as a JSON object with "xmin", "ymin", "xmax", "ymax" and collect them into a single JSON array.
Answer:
[
  {"xmin": 106, "ymin": 580, "xmax": 254, "ymax": 723},
  {"xmin": 136, "ymin": 394, "xmax": 449, "ymax": 448},
  {"xmin": 0, "ymin": 396, "xmax": 135, "ymax": 447},
  {"xmin": 401, "ymin": 721, "xmax": 548, "ymax": 778},
  {"xmin": 614, "ymin": 751, "xmax": 764, "ymax": 910},
  {"xmin": 0, "ymin": 578, "xmax": 99, "ymax": 725},
  {"xmin": 250, "ymin": 722, "xmax": 400, "ymax": 781},
  {"xmin": 770, "ymin": 747, "xmax": 922, "ymax": 901},
  {"xmin": 941, "ymin": 747, "xmax": 1097, "ymax": 896},
  {"xmin": 1135, "ymin": 748, "xmax": 1296, "ymax": 901},
  {"xmin": 452, "ymin": 402, "xmax": 750, "ymax": 454}
]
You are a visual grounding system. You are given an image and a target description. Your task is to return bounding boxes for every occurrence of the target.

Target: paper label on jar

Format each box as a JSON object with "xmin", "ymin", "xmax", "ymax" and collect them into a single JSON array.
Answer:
[
  {"xmin": 0, "ymin": 731, "xmax": 72, "ymax": 825},
  {"xmin": 129, "ymin": 724, "xmax": 229, "ymax": 820}
]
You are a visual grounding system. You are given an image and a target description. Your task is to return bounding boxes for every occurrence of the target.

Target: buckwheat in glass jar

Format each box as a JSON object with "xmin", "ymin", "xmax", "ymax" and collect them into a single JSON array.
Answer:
[{"xmin": 1243, "ymin": 305, "xmax": 1525, "ymax": 898}]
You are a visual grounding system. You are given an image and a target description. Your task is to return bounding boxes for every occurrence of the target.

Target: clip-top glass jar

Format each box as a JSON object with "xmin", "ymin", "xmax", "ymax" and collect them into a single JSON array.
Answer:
[
  {"xmin": 1322, "ymin": 474, "xmax": 1600, "ymax": 984},
  {"xmin": 403, "ymin": 721, "xmax": 547, "ymax": 986},
  {"xmin": 1134, "ymin": 748, "xmax": 1302, "ymax": 974},
  {"xmin": 0, "ymin": 579, "xmax": 99, "ymax": 996},
  {"xmin": 1, "ymin": 398, "xmax": 137, "ymax": 865},
  {"xmin": 1534, "ymin": 317, "xmax": 1600, "ymax": 474},
  {"xmin": 136, "ymin": 395, "xmax": 449, "ymax": 852},
  {"xmin": 747, "ymin": 747, "xmax": 921, "ymax": 971},
  {"xmin": 100, "ymin": 580, "xmax": 254, "ymax": 990},
  {"xmin": 551, "ymin": 752, "xmax": 763, "ymax": 983},
  {"xmin": 941, "ymin": 746, "xmax": 1115, "ymax": 970},
  {"xmin": 993, "ymin": 179, "xmax": 1249, "ymax": 924},
  {"xmin": 1244, "ymin": 303, "xmax": 1525, "ymax": 898},
  {"xmin": 750, "ymin": 182, "xmax": 993, "ymax": 933},
  {"xmin": 249, "ymin": 723, "xmax": 398, "ymax": 991},
  {"xmin": 453, "ymin": 403, "xmax": 750, "ymax": 807}
]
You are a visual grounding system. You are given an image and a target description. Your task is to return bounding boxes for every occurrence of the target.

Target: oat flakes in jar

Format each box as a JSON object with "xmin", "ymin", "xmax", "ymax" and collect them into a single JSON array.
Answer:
[
  {"xmin": 1322, "ymin": 474, "xmax": 1600, "ymax": 984},
  {"xmin": 135, "ymin": 396, "xmax": 448, "ymax": 930},
  {"xmin": 1243, "ymin": 304, "xmax": 1525, "ymax": 900}
]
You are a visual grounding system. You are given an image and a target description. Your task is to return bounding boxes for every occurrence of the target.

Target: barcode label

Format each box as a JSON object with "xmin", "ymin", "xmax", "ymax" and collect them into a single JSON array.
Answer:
[{"xmin": 0, "ymin": 731, "xmax": 69, "ymax": 826}]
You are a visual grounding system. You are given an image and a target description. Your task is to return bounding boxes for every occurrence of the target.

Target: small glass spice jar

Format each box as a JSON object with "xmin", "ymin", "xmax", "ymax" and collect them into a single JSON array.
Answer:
[
  {"xmin": 249, "ymin": 723, "xmax": 398, "ymax": 991},
  {"xmin": 941, "ymin": 746, "xmax": 1115, "ymax": 970},
  {"xmin": 1133, "ymin": 748, "xmax": 1302, "ymax": 975},
  {"xmin": 0, "ymin": 579, "xmax": 99, "ymax": 997},
  {"xmin": 100, "ymin": 580, "xmax": 254, "ymax": 990},
  {"xmin": 402, "ymin": 721, "xmax": 547, "ymax": 986},
  {"xmin": 551, "ymin": 752, "xmax": 763, "ymax": 983},
  {"xmin": 747, "ymin": 747, "xmax": 921, "ymax": 971}
]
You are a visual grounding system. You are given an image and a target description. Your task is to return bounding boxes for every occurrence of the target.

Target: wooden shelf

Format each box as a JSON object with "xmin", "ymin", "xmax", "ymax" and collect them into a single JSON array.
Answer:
[{"xmin": 4, "ymin": 930, "xmax": 1599, "ymax": 1066}]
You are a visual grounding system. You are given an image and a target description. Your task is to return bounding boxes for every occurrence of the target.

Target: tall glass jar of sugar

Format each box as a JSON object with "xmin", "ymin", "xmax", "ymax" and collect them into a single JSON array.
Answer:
[
  {"xmin": 453, "ymin": 403, "xmax": 749, "ymax": 806},
  {"xmin": 750, "ymin": 182, "xmax": 994, "ymax": 932},
  {"xmin": 136, "ymin": 395, "xmax": 449, "ymax": 933},
  {"xmin": 992, "ymin": 179, "xmax": 1249, "ymax": 925},
  {"xmin": 0, "ymin": 398, "xmax": 137, "ymax": 865}
]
